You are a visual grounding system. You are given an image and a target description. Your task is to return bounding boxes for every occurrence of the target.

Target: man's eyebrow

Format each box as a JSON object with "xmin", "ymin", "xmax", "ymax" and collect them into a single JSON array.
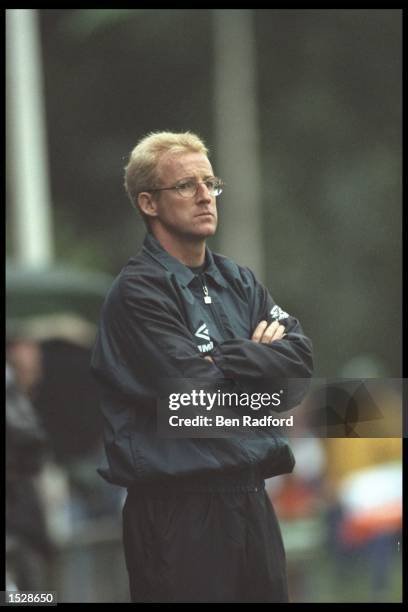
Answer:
[{"xmin": 176, "ymin": 174, "xmax": 216, "ymax": 182}]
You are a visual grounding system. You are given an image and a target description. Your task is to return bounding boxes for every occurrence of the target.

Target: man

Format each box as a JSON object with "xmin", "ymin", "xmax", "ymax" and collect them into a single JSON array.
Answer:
[{"xmin": 91, "ymin": 131, "xmax": 313, "ymax": 602}]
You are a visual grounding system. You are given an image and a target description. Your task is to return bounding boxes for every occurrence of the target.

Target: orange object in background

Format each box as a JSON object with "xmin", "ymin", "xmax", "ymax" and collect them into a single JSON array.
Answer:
[
  {"xmin": 272, "ymin": 476, "xmax": 322, "ymax": 520},
  {"xmin": 336, "ymin": 460, "xmax": 402, "ymax": 548},
  {"xmin": 340, "ymin": 499, "xmax": 402, "ymax": 546}
]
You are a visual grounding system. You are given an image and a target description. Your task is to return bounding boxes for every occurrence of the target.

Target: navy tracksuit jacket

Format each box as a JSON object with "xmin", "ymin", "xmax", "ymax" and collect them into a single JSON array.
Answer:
[{"xmin": 91, "ymin": 231, "xmax": 313, "ymax": 602}]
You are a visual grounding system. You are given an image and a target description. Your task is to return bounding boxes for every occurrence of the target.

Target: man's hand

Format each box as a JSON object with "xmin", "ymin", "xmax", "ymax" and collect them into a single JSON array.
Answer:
[
  {"xmin": 202, "ymin": 321, "xmax": 285, "ymax": 361},
  {"xmin": 251, "ymin": 320, "xmax": 286, "ymax": 344}
]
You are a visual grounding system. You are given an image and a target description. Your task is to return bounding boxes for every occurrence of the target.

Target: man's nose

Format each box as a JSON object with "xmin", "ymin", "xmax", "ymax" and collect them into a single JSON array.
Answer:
[{"xmin": 196, "ymin": 182, "xmax": 212, "ymax": 200}]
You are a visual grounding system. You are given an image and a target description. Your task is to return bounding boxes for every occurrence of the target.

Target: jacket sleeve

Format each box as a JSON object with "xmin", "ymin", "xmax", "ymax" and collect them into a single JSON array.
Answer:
[
  {"xmin": 210, "ymin": 267, "xmax": 313, "ymax": 409},
  {"xmin": 91, "ymin": 271, "xmax": 229, "ymax": 401}
]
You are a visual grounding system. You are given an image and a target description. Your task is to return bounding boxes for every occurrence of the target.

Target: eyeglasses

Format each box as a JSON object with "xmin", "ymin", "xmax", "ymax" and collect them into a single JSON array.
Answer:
[{"xmin": 149, "ymin": 177, "xmax": 224, "ymax": 198}]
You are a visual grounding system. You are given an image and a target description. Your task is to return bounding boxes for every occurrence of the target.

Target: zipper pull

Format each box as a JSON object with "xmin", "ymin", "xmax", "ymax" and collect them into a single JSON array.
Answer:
[
  {"xmin": 203, "ymin": 284, "xmax": 212, "ymax": 304},
  {"xmin": 199, "ymin": 273, "xmax": 212, "ymax": 303}
]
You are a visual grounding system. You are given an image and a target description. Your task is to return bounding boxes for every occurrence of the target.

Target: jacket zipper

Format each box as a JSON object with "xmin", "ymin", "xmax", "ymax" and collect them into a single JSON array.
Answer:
[{"xmin": 199, "ymin": 274, "xmax": 228, "ymax": 338}]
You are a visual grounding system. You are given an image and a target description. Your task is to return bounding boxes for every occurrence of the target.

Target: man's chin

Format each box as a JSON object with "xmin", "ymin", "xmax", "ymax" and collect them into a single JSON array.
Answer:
[
  {"xmin": 194, "ymin": 227, "xmax": 217, "ymax": 239},
  {"xmin": 189, "ymin": 221, "xmax": 217, "ymax": 239}
]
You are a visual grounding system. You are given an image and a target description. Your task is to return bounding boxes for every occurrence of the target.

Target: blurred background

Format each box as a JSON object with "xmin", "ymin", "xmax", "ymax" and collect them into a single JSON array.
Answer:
[{"xmin": 6, "ymin": 9, "xmax": 402, "ymax": 603}]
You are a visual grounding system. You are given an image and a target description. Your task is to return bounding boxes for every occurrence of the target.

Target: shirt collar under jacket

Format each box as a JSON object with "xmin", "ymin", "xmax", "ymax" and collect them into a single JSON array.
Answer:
[{"xmin": 142, "ymin": 232, "xmax": 228, "ymax": 289}]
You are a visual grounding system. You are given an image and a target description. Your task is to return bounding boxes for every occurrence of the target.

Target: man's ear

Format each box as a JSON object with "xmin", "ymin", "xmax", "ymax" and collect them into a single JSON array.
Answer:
[{"xmin": 137, "ymin": 192, "xmax": 158, "ymax": 218}]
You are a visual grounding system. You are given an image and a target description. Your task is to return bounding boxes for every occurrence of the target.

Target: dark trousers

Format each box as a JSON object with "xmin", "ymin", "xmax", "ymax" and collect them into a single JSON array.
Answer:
[{"xmin": 122, "ymin": 484, "xmax": 289, "ymax": 603}]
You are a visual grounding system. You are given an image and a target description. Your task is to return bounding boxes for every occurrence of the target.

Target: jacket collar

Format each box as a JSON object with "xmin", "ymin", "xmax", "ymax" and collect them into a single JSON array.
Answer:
[{"xmin": 142, "ymin": 232, "xmax": 228, "ymax": 288}]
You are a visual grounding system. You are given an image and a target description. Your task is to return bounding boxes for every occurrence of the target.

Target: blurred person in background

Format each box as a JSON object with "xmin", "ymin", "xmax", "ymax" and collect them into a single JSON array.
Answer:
[
  {"xmin": 324, "ymin": 436, "xmax": 402, "ymax": 601},
  {"xmin": 322, "ymin": 370, "xmax": 402, "ymax": 602},
  {"xmin": 91, "ymin": 131, "xmax": 313, "ymax": 602},
  {"xmin": 6, "ymin": 322, "xmax": 125, "ymax": 602},
  {"xmin": 6, "ymin": 339, "xmax": 55, "ymax": 591}
]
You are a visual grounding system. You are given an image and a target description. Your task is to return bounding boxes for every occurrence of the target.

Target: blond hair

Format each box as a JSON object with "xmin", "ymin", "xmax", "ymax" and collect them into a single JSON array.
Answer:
[{"xmin": 124, "ymin": 131, "xmax": 209, "ymax": 224}]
